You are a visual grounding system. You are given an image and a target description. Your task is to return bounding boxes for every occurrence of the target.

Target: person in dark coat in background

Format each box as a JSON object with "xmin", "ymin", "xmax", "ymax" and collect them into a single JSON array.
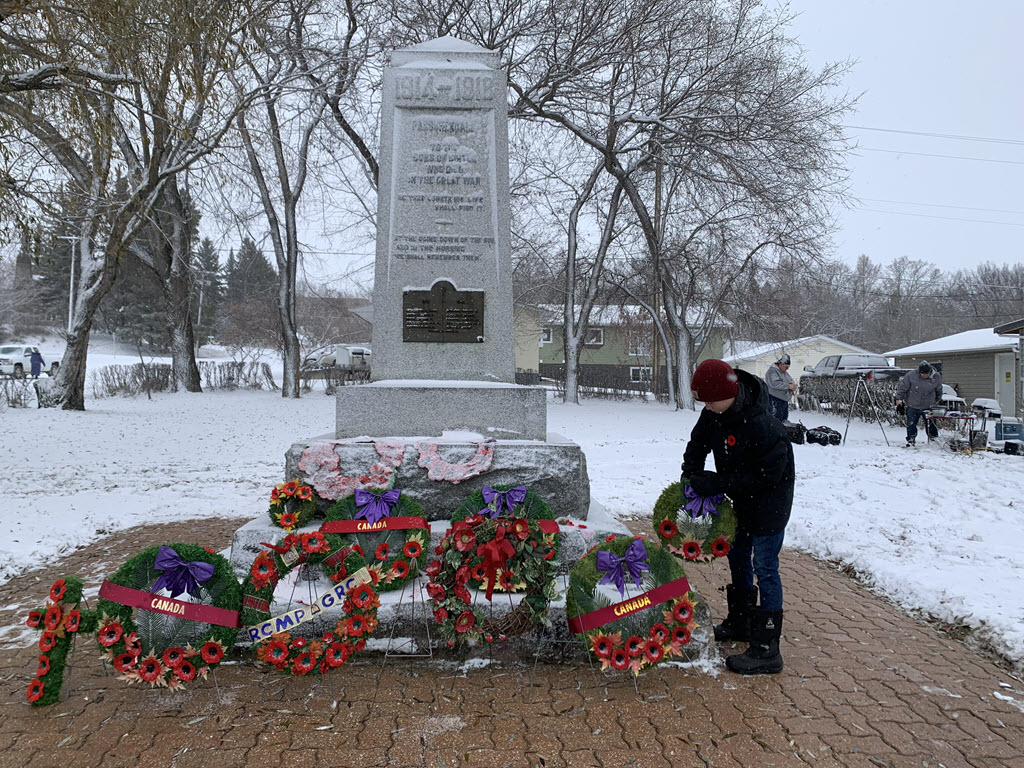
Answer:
[
  {"xmin": 764, "ymin": 353, "xmax": 796, "ymax": 421},
  {"xmin": 896, "ymin": 361, "xmax": 943, "ymax": 446},
  {"xmin": 681, "ymin": 359, "xmax": 795, "ymax": 674},
  {"xmin": 29, "ymin": 349, "xmax": 45, "ymax": 378}
]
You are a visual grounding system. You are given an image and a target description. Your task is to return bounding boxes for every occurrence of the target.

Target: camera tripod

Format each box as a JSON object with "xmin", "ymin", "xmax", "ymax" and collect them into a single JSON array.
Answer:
[{"xmin": 842, "ymin": 374, "xmax": 890, "ymax": 447}]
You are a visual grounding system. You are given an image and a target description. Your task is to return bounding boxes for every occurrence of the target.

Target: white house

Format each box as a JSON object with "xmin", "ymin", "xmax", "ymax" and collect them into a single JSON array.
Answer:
[{"xmin": 723, "ymin": 335, "xmax": 873, "ymax": 380}]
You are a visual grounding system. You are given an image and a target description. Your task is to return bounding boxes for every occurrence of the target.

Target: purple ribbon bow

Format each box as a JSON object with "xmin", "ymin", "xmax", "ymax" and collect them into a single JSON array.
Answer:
[
  {"xmin": 354, "ymin": 488, "xmax": 402, "ymax": 525},
  {"xmin": 683, "ymin": 483, "xmax": 724, "ymax": 520},
  {"xmin": 596, "ymin": 538, "xmax": 651, "ymax": 598},
  {"xmin": 150, "ymin": 545, "xmax": 215, "ymax": 599},
  {"xmin": 479, "ymin": 485, "xmax": 527, "ymax": 518}
]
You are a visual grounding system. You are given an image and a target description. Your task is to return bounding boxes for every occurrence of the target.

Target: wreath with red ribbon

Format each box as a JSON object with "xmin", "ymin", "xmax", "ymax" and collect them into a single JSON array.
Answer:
[
  {"xmin": 566, "ymin": 536, "xmax": 701, "ymax": 674},
  {"xmin": 425, "ymin": 514, "xmax": 559, "ymax": 646},
  {"xmin": 240, "ymin": 533, "xmax": 378, "ymax": 675},
  {"xmin": 268, "ymin": 478, "xmax": 319, "ymax": 532},
  {"xmin": 96, "ymin": 544, "xmax": 242, "ymax": 690},
  {"xmin": 653, "ymin": 480, "xmax": 737, "ymax": 563},
  {"xmin": 320, "ymin": 488, "xmax": 429, "ymax": 592},
  {"xmin": 24, "ymin": 576, "xmax": 99, "ymax": 705}
]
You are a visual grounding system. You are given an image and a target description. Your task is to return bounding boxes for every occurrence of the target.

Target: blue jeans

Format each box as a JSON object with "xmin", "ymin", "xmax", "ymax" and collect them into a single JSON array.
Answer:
[
  {"xmin": 768, "ymin": 395, "xmax": 789, "ymax": 422},
  {"xmin": 728, "ymin": 530, "xmax": 785, "ymax": 611},
  {"xmin": 906, "ymin": 407, "xmax": 938, "ymax": 442}
]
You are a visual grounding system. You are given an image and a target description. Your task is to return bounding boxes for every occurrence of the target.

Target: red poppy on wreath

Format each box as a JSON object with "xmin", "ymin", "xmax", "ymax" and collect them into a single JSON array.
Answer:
[
  {"xmin": 175, "ymin": 660, "xmax": 197, "ymax": 681},
  {"xmin": 297, "ymin": 486, "xmax": 313, "ymax": 501},
  {"xmin": 464, "ymin": 513, "xmax": 485, "ymax": 526},
  {"xmin": 711, "ymin": 536, "xmax": 730, "ymax": 557},
  {"xmin": 262, "ymin": 639, "xmax": 289, "ymax": 668},
  {"xmin": 649, "ymin": 623, "xmax": 669, "ymax": 644},
  {"xmin": 403, "ymin": 541, "xmax": 422, "ymax": 559},
  {"xmin": 391, "ymin": 559, "xmax": 410, "ymax": 579},
  {"xmin": 671, "ymin": 596, "xmax": 695, "ymax": 624},
  {"xmin": 301, "ymin": 531, "xmax": 329, "ymax": 554},
  {"xmin": 283, "ymin": 481, "xmax": 299, "ymax": 496},
  {"xmin": 49, "ymin": 579, "xmax": 66, "ymax": 602},
  {"xmin": 43, "ymin": 603, "xmax": 62, "ymax": 631},
  {"xmin": 36, "ymin": 654, "xmax": 51, "ymax": 677},
  {"xmin": 277, "ymin": 511, "xmax": 298, "ymax": 529},
  {"xmin": 453, "ymin": 528, "xmax": 477, "ymax": 552},
  {"xmin": 346, "ymin": 615, "xmax": 366, "ymax": 637},
  {"xmin": 200, "ymin": 640, "xmax": 224, "ymax": 664},
  {"xmin": 611, "ymin": 648, "xmax": 630, "ymax": 670},
  {"xmin": 375, "ymin": 542, "xmax": 389, "ymax": 561},
  {"xmin": 511, "ymin": 519, "xmax": 530, "ymax": 541},
  {"xmin": 270, "ymin": 486, "xmax": 282, "ymax": 504},
  {"xmin": 350, "ymin": 584, "xmax": 375, "ymax": 610},
  {"xmin": 64, "ymin": 609, "xmax": 81, "ymax": 633},
  {"xmin": 625, "ymin": 635, "xmax": 645, "ymax": 658},
  {"xmin": 498, "ymin": 570, "xmax": 516, "ymax": 591},
  {"xmin": 113, "ymin": 652, "xmax": 137, "ymax": 672},
  {"xmin": 590, "ymin": 634, "xmax": 614, "ymax": 659},
  {"xmin": 161, "ymin": 647, "xmax": 185, "ymax": 668},
  {"xmin": 251, "ymin": 552, "xmax": 277, "ymax": 589},
  {"xmin": 26, "ymin": 679, "xmax": 44, "ymax": 703},
  {"xmin": 138, "ymin": 655, "xmax": 165, "ymax": 683},
  {"xmin": 470, "ymin": 563, "xmax": 486, "ymax": 581},
  {"xmin": 39, "ymin": 632, "xmax": 57, "ymax": 653},
  {"xmin": 644, "ymin": 639, "xmax": 665, "ymax": 664},
  {"xmin": 425, "ymin": 559, "xmax": 442, "ymax": 579},
  {"xmin": 455, "ymin": 566, "xmax": 471, "ymax": 586},
  {"xmin": 454, "ymin": 611, "xmax": 476, "ymax": 634},
  {"xmin": 453, "ymin": 585, "xmax": 472, "ymax": 605},
  {"xmin": 291, "ymin": 651, "xmax": 318, "ymax": 675},
  {"xmin": 290, "ymin": 636, "xmax": 307, "ymax": 650},
  {"xmin": 433, "ymin": 607, "xmax": 449, "ymax": 623},
  {"xmin": 605, "ymin": 534, "xmax": 616, "ymax": 543},
  {"xmin": 124, "ymin": 632, "xmax": 142, "ymax": 658},
  {"xmin": 671, "ymin": 625, "xmax": 692, "ymax": 646},
  {"xmin": 26, "ymin": 610, "xmax": 42, "ymax": 628},
  {"xmin": 658, "ymin": 520, "xmax": 678, "ymax": 539},
  {"xmin": 325, "ymin": 643, "xmax": 348, "ymax": 668},
  {"xmin": 425, "ymin": 582, "xmax": 446, "ymax": 602},
  {"xmin": 681, "ymin": 539, "xmax": 702, "ymax": 561}
]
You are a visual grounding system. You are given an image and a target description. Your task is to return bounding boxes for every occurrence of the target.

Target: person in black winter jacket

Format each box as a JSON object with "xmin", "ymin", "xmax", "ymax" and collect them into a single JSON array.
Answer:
[{"xmin": 681, "ymin": 359, "xmax": 795, "ymax": 675}]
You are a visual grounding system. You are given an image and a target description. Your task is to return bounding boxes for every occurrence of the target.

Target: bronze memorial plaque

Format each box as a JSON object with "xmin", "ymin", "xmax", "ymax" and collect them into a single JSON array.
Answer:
[{"xmin": 403, "ymin": 281, "xmax": 485, "ymax": 343}]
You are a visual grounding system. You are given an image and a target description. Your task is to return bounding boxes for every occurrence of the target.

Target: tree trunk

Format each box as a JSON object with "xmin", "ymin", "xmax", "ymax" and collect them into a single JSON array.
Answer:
[
  {"xmin": 563, "ymin": 333, "xmax": 582, "ymax": 404},
  {"xmin": 280, "ymin": 277, "xmax": 300, "ymax": 399},
  {"xmin": 673, "ymin": 329, "xmax": 694, "ymax": 410},
  {"xmin": 164, "ymin": 184, "xmax": 202, "ymax": 393}
]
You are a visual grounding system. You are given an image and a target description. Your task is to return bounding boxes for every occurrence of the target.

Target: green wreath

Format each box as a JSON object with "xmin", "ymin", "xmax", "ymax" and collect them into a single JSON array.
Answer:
[
  {"xmin": 451, "ymin": 484, "xmax": 556, "ymax": 523},
  {"xmin": 653, "ymin": 480, "xmax": 737, "ymax": 563},
  {"xmin": 24, "ymin": 576, "xmax": 99, "ymax": 706},
  {"xmin": 241, "ymin": 533, "xmax": 379, "ymax": 675},
  {"xmin": 323, "ymin": 489, "xmax": 429, "ymax": 592},
  {"xmin": 96, "ymin": 544, "xmax": 241, "ymax": 690},
  {"xmin": 425, "ymin": 515, "xmax": 559, "ymax": 646},
  {"xmin": 268, "ymin": 478, "xmax": 319, "ymax": 532},
  {"xmin": 566, "ymin": 536, "xmax": 700, "ymax": 674}
]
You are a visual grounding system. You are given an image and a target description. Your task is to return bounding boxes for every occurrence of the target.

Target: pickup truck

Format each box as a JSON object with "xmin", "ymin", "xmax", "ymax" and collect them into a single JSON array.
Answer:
[{"xmin": 800, "ymin": 354, "xmax": 908, "ymax": 380}]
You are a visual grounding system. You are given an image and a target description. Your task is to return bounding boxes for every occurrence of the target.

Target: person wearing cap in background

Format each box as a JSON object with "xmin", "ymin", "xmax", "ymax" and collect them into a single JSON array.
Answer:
[
  {"xmin": 764, "ymin": 353, "xmax": 796, "ymax": 422},
  {"xmin": 896, "ymin": 361, "xmax": 943, "ymax": 447},
  {"xmin": 681, "ymin": 359, "xmax": 795, "ymax": 674}
]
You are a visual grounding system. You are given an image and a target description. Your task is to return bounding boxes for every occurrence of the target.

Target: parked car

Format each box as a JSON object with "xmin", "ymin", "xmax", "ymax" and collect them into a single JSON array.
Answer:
[
  {"xmin": 0, "ymin": 344, "xmax": 59, "ymax": 378},
  {"xmin": 800, "ymin": 354, "xmax": 908, "ymax": 380},
  {"xmin": 302, "ymin": 344, "xmax": 371, "ymax": 369}
]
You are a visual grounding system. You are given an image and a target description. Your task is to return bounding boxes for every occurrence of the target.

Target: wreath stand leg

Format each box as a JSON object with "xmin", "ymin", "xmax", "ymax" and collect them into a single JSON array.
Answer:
[{"xmin": 381, "ymin": 579, "xmax": 433, "ymax": 659}]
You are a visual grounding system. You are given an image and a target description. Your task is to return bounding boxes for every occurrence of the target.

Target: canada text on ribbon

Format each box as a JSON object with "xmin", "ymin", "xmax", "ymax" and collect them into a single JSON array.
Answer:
[
  {"xmin": 320, "ymin": 517, "xmax": 429, "ymax": 534},
  {"xmin": 98, "ymin": 580, "xmax": 242, "ymax": 628},
  {"xmin": 567, "ymin": 576, "xmax": 692, "ymax": 634},
  {"xmin": 245, "ymin": 567, "xmax": 372, "ymax": 643}
]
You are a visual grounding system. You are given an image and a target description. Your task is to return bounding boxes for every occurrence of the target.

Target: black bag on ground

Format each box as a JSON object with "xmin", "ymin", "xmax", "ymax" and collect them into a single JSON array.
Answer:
[
  {"xmin": 806, "ymin": 426, "xmax": 842, "ymax": 446},
  {"xmin": 783, "ymin": 421, "xmax": 807, "ymax": 445}
]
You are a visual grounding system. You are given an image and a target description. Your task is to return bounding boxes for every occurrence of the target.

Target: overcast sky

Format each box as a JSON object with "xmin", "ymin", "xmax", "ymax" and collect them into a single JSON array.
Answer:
[{"xmin": 784, "ymin": 0, "xmax": 1024, "ymax": 273}]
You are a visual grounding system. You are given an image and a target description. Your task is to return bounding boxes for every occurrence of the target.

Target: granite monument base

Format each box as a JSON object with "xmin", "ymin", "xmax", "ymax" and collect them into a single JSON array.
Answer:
[
  {"xmin": 335, "ymin": 381, "xmax": 548, "ymax": 441},
  {"xmin": 285, "ymin": 432, "xmax": 590, "ymax": 521}
]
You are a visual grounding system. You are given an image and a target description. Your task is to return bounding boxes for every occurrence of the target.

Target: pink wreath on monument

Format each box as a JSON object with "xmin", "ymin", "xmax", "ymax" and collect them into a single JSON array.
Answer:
[
  {"xmin": 416, "ymin": 438, "xmax": 495, "ymax": 483},
  {"xmin": 298, "ymin": 439, "xmax": 406, "ymax": 500}
]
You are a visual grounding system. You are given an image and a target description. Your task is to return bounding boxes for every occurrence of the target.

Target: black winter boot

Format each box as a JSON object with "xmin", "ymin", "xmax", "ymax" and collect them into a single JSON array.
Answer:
[
  {"xmin": 713, "ymin": 585, "xmax": 758, "ymax": 642},
  {"xmin": 726, "ymin": 609, "xmax": 783, "ymax": 675}
]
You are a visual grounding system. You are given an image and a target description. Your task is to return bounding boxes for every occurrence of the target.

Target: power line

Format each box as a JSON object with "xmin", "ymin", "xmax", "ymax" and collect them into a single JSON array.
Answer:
[
  {"xmin": 858, "ymin": 147, "xmax": 1024, "ymax": 166},
  {"xmin": 856, "ymin": 206, "xmax": 1024, "ymax": 229},
  {"xmin": 846, "ymin": 124, "xmax": 1024, "ymax": 147},
  {"xmin": 860, "ymin": 197, "xmax": 1024, "ymax": 217}
]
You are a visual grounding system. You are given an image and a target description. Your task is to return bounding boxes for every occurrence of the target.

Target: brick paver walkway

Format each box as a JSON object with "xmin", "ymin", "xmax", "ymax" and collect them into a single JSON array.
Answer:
[{"xmin": 2, "ymin": 518, "xmax": 1023, "ymax": 768}]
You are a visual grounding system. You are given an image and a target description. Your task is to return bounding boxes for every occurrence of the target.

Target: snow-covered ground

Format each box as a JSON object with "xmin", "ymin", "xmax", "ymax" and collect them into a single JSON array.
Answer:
[{"xmin": 1, "ymin": 390, "xmax": 1022, "ymax": 665}]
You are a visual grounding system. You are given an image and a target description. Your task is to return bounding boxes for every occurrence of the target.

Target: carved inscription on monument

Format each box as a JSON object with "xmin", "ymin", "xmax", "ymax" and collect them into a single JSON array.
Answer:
[
  {"xmin": 391, "ymin": 111, "xmax": 495, "ymax": 264},
  {"xmin": 403, "ymin": 281, "xmax": 484, "ymax": 343}
]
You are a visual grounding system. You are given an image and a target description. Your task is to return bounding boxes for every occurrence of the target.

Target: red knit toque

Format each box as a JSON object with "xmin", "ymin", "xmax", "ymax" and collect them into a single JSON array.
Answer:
[{"xmin": 691, "ymin": 359, "xmax": 739, "ymax": 402}]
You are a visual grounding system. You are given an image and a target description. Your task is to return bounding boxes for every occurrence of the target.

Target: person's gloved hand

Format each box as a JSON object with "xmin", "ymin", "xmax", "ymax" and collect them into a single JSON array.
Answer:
[{"xmin": 688, "ymin": 471, "xmax": 724, "ymax": 497}]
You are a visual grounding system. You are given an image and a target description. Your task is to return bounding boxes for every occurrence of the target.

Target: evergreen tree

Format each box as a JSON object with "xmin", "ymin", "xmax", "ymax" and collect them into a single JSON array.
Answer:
[
  {"xmin": 224, "ymin": 237, "xmax": 276, "ymax": 302},
  {"xmin": 191, "ymin": 237, "xmax": 223, "ymax": 347}
]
